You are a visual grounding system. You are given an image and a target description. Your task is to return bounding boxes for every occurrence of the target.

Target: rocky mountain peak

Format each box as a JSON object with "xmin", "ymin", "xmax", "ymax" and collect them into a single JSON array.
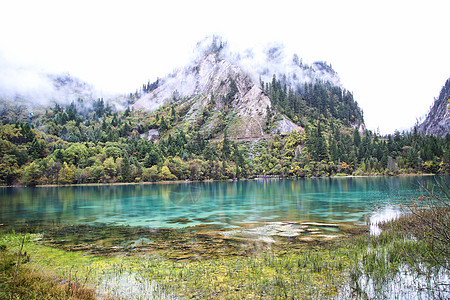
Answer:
[
  {"xmin": 418, "ymin": 78, "xmax": 450, "ymax": 137},
  {"xmin": 132, "ymin": 36, "xmax": 358, "ymax": 139}
]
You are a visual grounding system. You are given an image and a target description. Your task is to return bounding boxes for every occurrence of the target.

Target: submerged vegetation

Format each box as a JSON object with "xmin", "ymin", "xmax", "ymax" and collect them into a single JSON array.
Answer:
[
  {"xmin": 0, "ymin": 227, "xmax": 362, "ymax": 299},
  {"xmin": 1, "ymin": 178, "xmax": 449, "ymax": 299}
]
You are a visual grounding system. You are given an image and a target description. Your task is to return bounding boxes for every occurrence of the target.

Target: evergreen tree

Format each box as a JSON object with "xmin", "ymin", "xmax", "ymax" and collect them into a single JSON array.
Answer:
[
  {"xmin": 406, "ymin": 147, "xmax": 419, "ymax": 169},
  {"xmin": 307, "ymin": 122, "xmax": 328, "ymax": 162},
  {"xmin": 233, "ymin": 146, "xmax": 246, "ymax": 178},
  {"xmin": 222, "ymin": 131, "xmax": 231, "ymax": 160},
  {"xmin": 120, "ymin": 157, "xmax": 131, "ymax": 182},
  {"xmin": 225, "ymin": 78, "xmax": 238, "ymax": 106},
  {"xmin": 21, "ymin": 161, "xmax": 41, "ymax": 186},
  {"xmin": 353, "ymin": 128, "xmax": 361, "ymax": 148},
  {"xmin": 330, "ymin": 139, "xmax": 339, "ymax": 163},
  {"xmin": 159, "ymin": 116, "xmax": 168, "ymax": 132}
]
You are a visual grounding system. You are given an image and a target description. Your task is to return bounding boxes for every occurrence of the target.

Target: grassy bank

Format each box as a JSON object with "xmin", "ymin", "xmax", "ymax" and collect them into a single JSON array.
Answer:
[{"xmin": 0, "ymin": 233, "xmax": 98, "ymax": 300}]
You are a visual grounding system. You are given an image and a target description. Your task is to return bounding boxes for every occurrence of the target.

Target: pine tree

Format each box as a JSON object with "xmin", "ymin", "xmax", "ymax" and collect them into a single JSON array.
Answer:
[
  {"xmin": 121, "ymin": 157, "xmax": 131, "ymax": 182},
  {"xmin": 406, "ymin": 147, "xmax": 419, "ymax": 169},
  {"xmin": 159, "ymin": 116, "xmax": 168, "ymax": 132},
  {"xmin": 21, "ymin": 161, "xmax": 41, "ymax": 186},
  {"xmin": 330, "ymin": 139, "xmax": 339, "ymax": 163},
  {"xmin": 353, "ymin": 128, "xmax": 361, "ymax": 148},
  {"xmin": 222, "ymin": 131, "xmax": 231, "ymax": 160},
  {"xmin": 314, "ymin": 123, "xmax": 328, "ymax": 162}
]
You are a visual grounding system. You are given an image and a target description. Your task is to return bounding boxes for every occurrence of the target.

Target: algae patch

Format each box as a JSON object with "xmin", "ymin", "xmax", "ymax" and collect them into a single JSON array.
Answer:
[{"xmin": 221, "ymin": 221, "xmax": 345, "ymax": 243}]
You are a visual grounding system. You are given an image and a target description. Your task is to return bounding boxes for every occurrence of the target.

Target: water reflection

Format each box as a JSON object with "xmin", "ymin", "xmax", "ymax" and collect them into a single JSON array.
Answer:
[
  {"xmin": 369, "ymin": 206, "xmax": 402, "ymax": 236},
  {"xmin": 0, "ymin": 176, "xmax": 443, "ymax": 230}
]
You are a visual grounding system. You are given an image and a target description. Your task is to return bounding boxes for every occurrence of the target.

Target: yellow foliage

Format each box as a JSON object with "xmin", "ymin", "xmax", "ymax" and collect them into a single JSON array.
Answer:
[
  {"xmin": 159, "ymin": 165, "xmax": 177, "ymax": 181},
  {"xmin": 58, "ymin": 162, "xmax": 75, "ymax": 184}
]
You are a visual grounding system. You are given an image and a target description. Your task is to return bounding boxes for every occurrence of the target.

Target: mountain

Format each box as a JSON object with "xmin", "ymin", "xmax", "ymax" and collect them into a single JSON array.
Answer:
[
  {"xmin": 418, "ymin": 78, "xmax": 450, "ymax": 137},
  {"xmin": 2, "ymin": 36, "xmax": 448, "ymax": 187},
  {"xmin": 0, "ymin": 35, "xmax": 364, "ymax": 140},
  {"xmin": 134, "ymin": 51, "xmax": 299, "ymax": 139},
  {"xmin": 133, "ymin": 36, "xmax": 362, "ymax": 139}
]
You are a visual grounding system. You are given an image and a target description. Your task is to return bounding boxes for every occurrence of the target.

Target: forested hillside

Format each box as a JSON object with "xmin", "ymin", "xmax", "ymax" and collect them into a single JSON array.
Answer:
[
  {"xmin": 0, "ymin": 37, "xmax": 448, "ymax": 186},
  {"xmin": 0, "ymin": 91, "xmax": 448, "ymax": 186},
  {"xmin": 261, "ymin": 75, "xmax": 364, "ymax": 130}
]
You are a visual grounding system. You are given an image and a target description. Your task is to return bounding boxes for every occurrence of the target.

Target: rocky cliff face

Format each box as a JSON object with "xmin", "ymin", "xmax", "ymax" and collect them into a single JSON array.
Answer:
[{"xmin": 418, "ymin": 78, "xmax": 450, "ymax": 137}]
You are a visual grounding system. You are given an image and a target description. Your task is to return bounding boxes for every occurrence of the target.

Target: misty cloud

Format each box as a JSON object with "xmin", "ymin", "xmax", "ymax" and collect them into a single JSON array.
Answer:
[
  {"xmin": 0, "ymin": 35, "xmax": 342, "ymax": 114},
  {"xmin": 265, "ymin": 43, "xmax": 285, "ymax": 63},
  {"xmin": 0, "ymin": 52, "xmax": 127, "ymax": 111},
  {"xmin": 185, "ymin": 35, "xmax": 342, "ymax": 91},
  {"xmin": 0, "ymin": 54, "xmax": 55, "ymax": 106},
  {"xmin": 217, "ymin": 38, "xmax": 342, "ymax": 90},
  {"xmin": 133, "ymin": 35, "xmax": 345, "ymax": 114}
]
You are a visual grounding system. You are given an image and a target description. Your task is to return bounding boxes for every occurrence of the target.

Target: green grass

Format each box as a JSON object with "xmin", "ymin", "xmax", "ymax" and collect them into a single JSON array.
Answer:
[{"xmin": 0, "ymin": 233, "xmax": 97, "ymax": 300}]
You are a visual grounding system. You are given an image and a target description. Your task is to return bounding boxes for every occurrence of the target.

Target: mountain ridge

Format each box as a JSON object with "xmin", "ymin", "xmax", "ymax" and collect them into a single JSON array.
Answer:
[
  {"xmin": 418, "ymin": 78, "xmax": 450, "ymax": 137},
  {"xmin": 132, "ymin": 36, "xmax": 357, "ymax": 139}
]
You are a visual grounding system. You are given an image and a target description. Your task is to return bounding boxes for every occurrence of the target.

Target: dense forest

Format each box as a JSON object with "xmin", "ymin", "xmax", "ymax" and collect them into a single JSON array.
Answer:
[
  {"xmin": 261, "ymin": 75, "xmax": 364, "ymax": 129},
  {"xmin": 0, "ymin": 77, "xmax": 448, "ymax": 186}
]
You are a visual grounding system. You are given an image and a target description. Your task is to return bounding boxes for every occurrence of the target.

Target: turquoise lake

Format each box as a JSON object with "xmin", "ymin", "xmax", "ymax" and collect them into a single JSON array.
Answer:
[{"xmin": 1, "ymin": 176, "xmax": 445, "ymax": 231}]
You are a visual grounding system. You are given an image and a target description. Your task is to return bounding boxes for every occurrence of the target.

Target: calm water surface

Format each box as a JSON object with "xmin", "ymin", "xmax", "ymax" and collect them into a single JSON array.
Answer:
[{"xmin": 0, "ymin": 176, "xmax": 445, "ymax": 230}]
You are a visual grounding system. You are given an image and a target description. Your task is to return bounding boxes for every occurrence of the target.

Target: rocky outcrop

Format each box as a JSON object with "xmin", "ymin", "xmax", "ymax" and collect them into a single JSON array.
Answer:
[
  {"xmin": 418, "ymin": 78, "xmax": 450, "ymax": 137},
  {"xmin": 274, "ymin": 116, "xmax": 302, "ymax": 135}
]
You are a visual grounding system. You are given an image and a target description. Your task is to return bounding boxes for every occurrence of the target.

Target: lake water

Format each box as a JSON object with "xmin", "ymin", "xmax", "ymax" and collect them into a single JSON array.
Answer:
[{"xmin": 0, "ymin": 176, "xmax": 444, "ymax": 231}]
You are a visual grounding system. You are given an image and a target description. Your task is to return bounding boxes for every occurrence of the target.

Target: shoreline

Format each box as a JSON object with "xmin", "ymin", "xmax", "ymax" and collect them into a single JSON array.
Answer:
[{"xmin": 0, "ymin": 173, "xmax": 439, "ymax": 188}]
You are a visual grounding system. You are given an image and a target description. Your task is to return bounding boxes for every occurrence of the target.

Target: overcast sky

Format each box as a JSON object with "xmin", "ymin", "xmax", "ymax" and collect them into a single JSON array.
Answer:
[{"xmin": 1, "ymin": 0, "xmax": 449, "ymax": 134}]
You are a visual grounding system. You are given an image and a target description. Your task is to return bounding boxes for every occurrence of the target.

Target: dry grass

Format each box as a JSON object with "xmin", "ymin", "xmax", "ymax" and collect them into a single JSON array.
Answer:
[
  {"xmin": 0, "ymin": 236, "xmax": 96, "ymax": 300},
  {"xmin": 381, "ymin": 178, "xmax": 450, "ymax": 270}
]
